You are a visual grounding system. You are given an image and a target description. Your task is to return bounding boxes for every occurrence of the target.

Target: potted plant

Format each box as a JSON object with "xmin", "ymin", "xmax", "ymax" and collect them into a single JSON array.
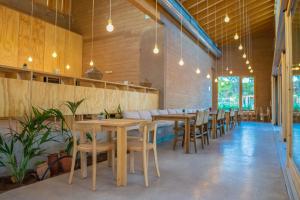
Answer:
[
  {"xmin": 115, "ymin": 104, "xmax": 123, "ymax": 119},
  {"xmin": 35, "ymin": 161, "xmax": 49, "ymax": 180},
  {"xmin": 0, "ymin": 107, "xmax": 66, "ymax": 184},
  {"xmin": 59, "ymin": 99, "xmax": 85, "ymax": 172},
  {"xmin": 98, "ymin": 112, "xmax": 106, "ymax": 120}
]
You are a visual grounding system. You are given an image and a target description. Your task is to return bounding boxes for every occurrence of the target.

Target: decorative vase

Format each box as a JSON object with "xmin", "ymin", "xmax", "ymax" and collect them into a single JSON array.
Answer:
[{"xmin": 36, "ymin": 162, "xmax": 50, "ymax": 180}]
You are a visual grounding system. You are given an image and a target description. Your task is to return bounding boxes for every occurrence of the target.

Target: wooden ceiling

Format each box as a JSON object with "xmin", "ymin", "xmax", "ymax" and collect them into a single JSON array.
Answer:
[{"xmin": 181, "ymin": 0, "xmax": 274, "ymax": 46}]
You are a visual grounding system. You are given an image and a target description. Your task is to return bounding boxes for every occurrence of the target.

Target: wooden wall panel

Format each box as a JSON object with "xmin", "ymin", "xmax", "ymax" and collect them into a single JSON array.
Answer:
[
  {"xmin": 0, "ymin": 77, "xmax": 159, "ymax": 117},
  {"xmin": 0, "ymin": 78, "xmax": 30, "ymax": 117},
  {"xmin": 63, "ymin": 31, "xmax": 82, "ymax": 77},
  {"xmin": 18, "ymin": 14, "xmax": 46, "ymax": 71},
  {"xmin": 0, "ymin": 6, "xmax": 19, "ymax": 68}
]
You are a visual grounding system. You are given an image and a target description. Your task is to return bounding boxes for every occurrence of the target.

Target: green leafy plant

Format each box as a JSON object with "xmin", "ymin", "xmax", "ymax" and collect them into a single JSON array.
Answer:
[
  {"xmin": 0, "ymin": 107, "xmax": 66, "ymax": 184},
  {"xmin": 64, "ymin": 98, "xmax": 85, "ymax": 117}
]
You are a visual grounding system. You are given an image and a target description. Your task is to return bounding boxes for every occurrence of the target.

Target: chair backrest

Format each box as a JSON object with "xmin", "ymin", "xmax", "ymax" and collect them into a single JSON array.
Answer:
[
  {"xmin": 221, "ymin": 110, "xmax": 225, "ymax": 119},
  {"xmin": 195, "ymin": 111, "xmax": 204, "ymax": 126},
  {"xmin": 230, "ymin": 110, "xmax": 234, "ymax": 117},
  {"xmin": 140, "ymin": 121, "xmax": 158, "ymax": 145},
  {"xmin": 203, "ymin": 110, "xmax": 209, "ymax": 124},
  {"xmin": 217, "ymin": 110, "xmax": 222, "ymax": 120}
]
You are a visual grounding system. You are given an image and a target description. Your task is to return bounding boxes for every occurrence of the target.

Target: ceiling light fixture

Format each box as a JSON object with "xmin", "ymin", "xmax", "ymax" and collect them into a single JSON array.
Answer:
[
  {"xmin": 224, "ymin": 14, "xmax": 230, "ymax": 23},
  {"xmin": 229, "ymin": 70, "xmax": 233, "ymax": 74},
  {"xmin": 248, "ymin": 65, "xmax": 251, "ymax": 70},
  {"xmin": 106, "ymin": 0, "xmax": 114, "ymax": 32},
  {"xmin": 153, "ymin": 0, "xmax": 159, "ymax": 54},
  {"xmin": 246, "ymin": 60, "xmax": 250, "ymax": 64},
  {"xmin": 178, "ymin": 14, "xmax": 184, "ymax": 66},
  {"xmin": 196, "ymin": 68, "xmax": 201, "ymax": 74},
  {"xmin": 214, "ymin": 78, "xmax": 218, "ymax": 83},
  {"xmin": 90, "ymin": 0, "xmax": 95, "ymax": 67},
  {"xmin": 206, "ymin": 74, "xmax": 211, "ymax": 79},
  {"xmin": 66, "ymin": 0, "xmax": 72, "ymax": 70},
  {"xmin": 238, "ymin": 44, "xmax": 243, "ymax": 50},
  {"xmin": 52, "ymin": 0, "xmax": 58, "ymax": 59},
  {"xmin": 250, "ymin": 69, "xmax": 253, "ymax": 73},
  {"xmin": 242, "ymin": 53, "xmax": 246, "ymax": 59},
  {"xmin": 234, "ymin": 33, "xmax": 239, "ymax": 40},
  {"xmin": 28, "ymin": 0, "xmax": 34, "ymax": 63}
]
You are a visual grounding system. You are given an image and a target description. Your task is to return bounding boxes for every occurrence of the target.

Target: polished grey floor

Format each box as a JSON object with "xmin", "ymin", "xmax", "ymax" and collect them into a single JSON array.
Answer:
[{"xmin": 0, "ymin": 122, "xmax": 289, "ymax": 200}]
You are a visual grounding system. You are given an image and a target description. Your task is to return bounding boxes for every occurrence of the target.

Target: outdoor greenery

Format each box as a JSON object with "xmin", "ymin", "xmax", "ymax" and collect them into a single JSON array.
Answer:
[
  {"xmin": 242, "ymin": 77, "xmax": 255, "ymax": 110},
  {"xmin": 218, "ymin": 76, "xmax": 240, "ymax": 110},
  {"xmin": 0, "ymin": 107, "xmax": 66, "ymax": 184},
  {"xmin": 293, "ymin": 75, "xmax": 300, "ymax": 111}
]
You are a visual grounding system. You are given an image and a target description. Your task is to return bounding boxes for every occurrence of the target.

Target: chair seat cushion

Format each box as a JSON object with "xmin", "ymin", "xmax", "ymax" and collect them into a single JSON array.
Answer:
[
  {"xmin": 167, "ymin": 109, "xmax": 177, "ymax": 114},
  {"xmin": 158, "ymin": 109, "xmax": 169, "ymax": 115}
]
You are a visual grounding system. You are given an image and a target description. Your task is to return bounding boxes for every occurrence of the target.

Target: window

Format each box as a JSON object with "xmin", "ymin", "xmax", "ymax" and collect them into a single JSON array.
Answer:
[
  {"xmin": 242, "ymin": 77, "xmax": 255, "ymax": 110},
  {"xmin": 218, "ymin": 76, "xmax": 240, "ymax": 110},
  {"xmin": 293, "ymin": 75, "xmax": 300, "ymax": 111}
]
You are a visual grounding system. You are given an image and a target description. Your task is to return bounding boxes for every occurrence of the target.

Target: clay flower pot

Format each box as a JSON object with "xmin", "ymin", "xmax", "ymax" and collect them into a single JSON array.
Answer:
[
  {"xmin": 47, "ymin": 153, "xmax": 59, "ymax": 176},
  {"xmin": 59, "ymin": 151, "xmax": 72, "ymax": 173},
  {"xmin": 36, "ymin": 162, "xmax": 50, "ymax": 180}
]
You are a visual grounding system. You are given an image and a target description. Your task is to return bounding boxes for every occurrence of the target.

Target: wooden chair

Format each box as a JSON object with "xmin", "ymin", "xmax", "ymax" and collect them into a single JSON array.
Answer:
[
  {"xmin": 201, "ymin": 110, "xmax": 210, "ymax": 145},
  {"xmin": 68, "ymin": 124, "xmax": 115, "ymax": 191},
  {"xmin": 128, "ymin": 122, "xmax": 160, "ymax": 187},
  {"xmin": 190, "ymin": 111, "xmax": 205, "ymax": 152},
  {"xmin": 230, "ymin": 110, "xmax": 235, "ymax": 129},
  {"xmin": 216, "ymin": 110, "xmax": 225, "ymax": 136}
]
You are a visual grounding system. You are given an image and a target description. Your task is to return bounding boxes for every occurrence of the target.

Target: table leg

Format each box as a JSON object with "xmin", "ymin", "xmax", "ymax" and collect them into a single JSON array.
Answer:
[
  {"xmin": 226, "ymin": 113, "xmax": 230, "ymax": 132},
  {"xmin": 107, "ymin": 129, "xmax": 113, "ymax": 167},
  {"xmin": 116, "ymin": 127, "xmax": 127, "ymax": 186},
  {"xmin": 80, "ymin": 130, "xmax": 87, "ymax": 178},
  {"xmin": 173, "ymin": 120, "xmax": 178, "ymax": 150},
  {"xmin": 212, "ymin": 115, "xmax": 217, "ymax": 139},
  {"xmin": 184, "ymin": 118, "xmax": 190, "ymax": 153}
]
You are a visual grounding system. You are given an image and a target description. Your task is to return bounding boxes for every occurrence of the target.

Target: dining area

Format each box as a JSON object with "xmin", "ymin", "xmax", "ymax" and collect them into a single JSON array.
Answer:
[{"xmin": 66, "ymin": 108, "xmax": 240, "ymax": 191}]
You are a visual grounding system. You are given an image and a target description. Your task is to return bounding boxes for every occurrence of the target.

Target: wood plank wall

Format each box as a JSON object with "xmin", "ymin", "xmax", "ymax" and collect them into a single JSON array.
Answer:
[
  {"xmin": 0, "ymin": 5, "xmax": 82, "ymax": 78},
  {"xmin": 0, "ymin": 77, "xmax": 159, "ymax": 117},
  {"xmin": 72, "ymin": 0, "xmax": 156, "ymax": 85}
]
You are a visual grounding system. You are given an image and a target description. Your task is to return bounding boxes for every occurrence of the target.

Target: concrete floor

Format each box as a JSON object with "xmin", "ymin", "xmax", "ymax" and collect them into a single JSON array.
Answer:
[{"xmin": 0, "ymin": 122, "xmax": 289, "ymax": 200}]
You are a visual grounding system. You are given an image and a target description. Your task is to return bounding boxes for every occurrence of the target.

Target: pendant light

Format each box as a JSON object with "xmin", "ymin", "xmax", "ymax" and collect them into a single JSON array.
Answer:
[
  {"xmin": 66, "ymin": 0, "xmax": 72, "ymax": 70},
  {"xmin": 52, "ymin": 0, "xmax": 58, "ymax": 59},
  {"xmin": 229, "ymin": 70, "xmax": 233, "ymax": 74},
  {"xmin": 28, "ymin": 0, "xmax": 34, "ymax": 63},
  {"xmin": 196, "ymin": 68, "xmax": 201, "ymax": 74},
  {"xmin": 153, "ymin": 0, "xmax": 159, "ymax": 54},
  {"xmin": 90, "ymin": 0, "xmax": 95, "ymax": 66},
  {"xmin": 178, "ymin": 14, "xmax": 184, "ymax": 66},
  {"xmin": 224, "ymin": 14, "xmax": 230, "ymax": 23},
  {"xmin": 214, "ymin": 5, "xmax": 218, "ymax": 83},
  {"xmin": 206, "ymin": 74, "xmax": 211, "ymax": 79},
  {"xmin": 248, "ymin": 65, "xmax": 251, "ymax": 70},
  {"xmin": 234, "ymin": 33, "xmax": 239, "ymax": 40},
  {"xmin": 238, "ymin": 0, "xmax": 243, "ymax": 50},
  {"xmin": 250, "ymin": 69, "xmax": 253, "ymax": 73},
  {"xmin": 214, "ymin": 78, "xmax": 218, "ymax": 83},
  {"xmin": 195, "ymin": 0, "xmax": 201, "ymax": 74},
  {"xmin": 106, "ymin": 0, "xmax": 114, "ymax": 32},
  {"xmin": 206, "ymin": 0, "xmax": 210, "ymax": 78},
  {"xmin": 242, "ymin": 53, "xmax": 246, "ymax": 59},
  {"xmin": 246, "ymin": 60, "xmax": 249, "ymax": 64}
]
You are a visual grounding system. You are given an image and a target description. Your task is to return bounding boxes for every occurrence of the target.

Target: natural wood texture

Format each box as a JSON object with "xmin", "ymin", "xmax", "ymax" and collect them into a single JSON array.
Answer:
[
  {"xmin": 152, "ymin": 114, "xmax": 196, "ymax": 153},
  {"xmin": 0, "ymin": 5, "xmax": 82, "ymax": 77},
  {"xmin": 181, "ymin": 0, "xmax": 275, "ymax": 45},
  {"xmin": 0, "ymin": 6, "xmax": 19, "ymax": 67},
  {"xmin": 72, "ymin": 0, "xmax": 157, "ymax": 84},
  {"xmin": 0, "ymin": 71, "xmax": 159, "ymax": 117}
]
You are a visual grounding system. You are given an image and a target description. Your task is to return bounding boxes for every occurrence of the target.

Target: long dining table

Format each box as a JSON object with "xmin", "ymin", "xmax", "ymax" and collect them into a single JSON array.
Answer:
[
  {"xmin": 75, "ymin": 119, "xmax": 147, "ymax": 187},
  {"xmin": 152, "ymin": 114, "xmax": 196, "ymax": 154}
]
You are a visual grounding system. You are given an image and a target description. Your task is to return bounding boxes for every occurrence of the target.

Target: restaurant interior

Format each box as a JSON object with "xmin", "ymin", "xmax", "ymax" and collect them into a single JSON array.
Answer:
[{"xmin": 0, "ymin": 0, "xmax": 299, "ymax": 199}]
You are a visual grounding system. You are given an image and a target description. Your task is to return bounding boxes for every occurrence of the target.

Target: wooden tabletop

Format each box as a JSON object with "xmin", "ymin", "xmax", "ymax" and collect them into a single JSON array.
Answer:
[{"xmin": 75, "ymin": 119, "xmax": 147, "ymax": 127}]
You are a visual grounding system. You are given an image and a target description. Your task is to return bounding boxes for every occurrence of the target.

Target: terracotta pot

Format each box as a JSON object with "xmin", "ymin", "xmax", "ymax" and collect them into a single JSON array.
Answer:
[
  {"xmin": 59, "ymin": 151, "xmax": 72, "ymax": 173},
  {"xmin": 36, "ymin": 162, "xmax": 50, "ymax": 180},
  {"xmin": 47, "ymin": 153, "xmax": 59, "ymax": 176}
]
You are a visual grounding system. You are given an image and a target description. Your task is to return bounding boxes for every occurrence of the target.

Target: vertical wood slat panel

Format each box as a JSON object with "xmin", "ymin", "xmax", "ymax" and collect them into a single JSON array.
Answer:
[{"xmin": 0, "ymin": 77, "xmax": 159, "ymax": 117}]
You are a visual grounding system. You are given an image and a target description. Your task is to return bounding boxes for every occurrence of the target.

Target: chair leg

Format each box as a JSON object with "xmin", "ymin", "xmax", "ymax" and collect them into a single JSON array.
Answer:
[
  {"xmin": 201, "ymin": 137, "xmax": 204, "ymax": 149},
  {"xmin": 92, "ymin": 151, "xmax": 97, "ymax": 191},
  {"xmin": 173, "ymin": 131, "xmax": 178, "ymax": 150},
  {"xmin": 80, "ymin": 152, "xmax": 87, "ymax": 179},
  {"xmin": 111, "ymin": 148, "xmax": 115, "ymax": 178},
  {"xmin": 68, "ymin": 149, "xmax": 77, "ymax": 184},
  {"xmin": 143, "ymin": 150, "xmax": 149, "ymax": 187},
  {"xmin": 129, "ymin": 151, "xmax": 135, "ymax": 174},
  {"xmin": 153, "ymin": 146, "xmax": 160, "ymax": 177},
  {"xmin": 193, "ymin": 137, "xmax": 197, "ymax": 153}
]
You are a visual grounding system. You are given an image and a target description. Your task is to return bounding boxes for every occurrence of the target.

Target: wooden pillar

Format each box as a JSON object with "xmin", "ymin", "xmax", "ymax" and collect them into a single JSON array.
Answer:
[{"xmin": 271, "ymin": 76, "xmax": 276, "ymax": 125}]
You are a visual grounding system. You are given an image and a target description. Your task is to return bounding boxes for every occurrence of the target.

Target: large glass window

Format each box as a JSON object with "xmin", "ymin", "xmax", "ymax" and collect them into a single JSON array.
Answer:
[
  {"xmin": 218, "ymin": 76, "xmax": 240, "ymax": 110},
  {"xmin": 242, "ymin": 77, "xmax": 255, "ymax": 110},
  {"xmin": 293, "ymin": 75, "xmax": 300, "ymax": 111}
]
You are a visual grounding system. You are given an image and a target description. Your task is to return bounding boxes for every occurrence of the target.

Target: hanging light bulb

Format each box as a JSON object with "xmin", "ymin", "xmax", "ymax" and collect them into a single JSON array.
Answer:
[
  {"xmin": 28, "ymin": 56, "xmax": 33, "ymax": 63},
  {"xmin": 238, "ymin": 44, "xmax": 243, "ymax": 50},
  {"xmin": 248, "ymin": 65, "xmax": 251, "ymax": 70},
  {"xmin": 196, "ymin": 68, "xmax": 201, "ymax": 74},
  {"xmin": 153, "ymin": 44, "xmax": 159, "ymax": 54},
  {"xmin": 178, "ymin": 58, "xmax": 184, "ymax": 66},
  {"xmin": 246, "ymin": 60, "xmax": 250, "ymax": 64},
  {"xmin": 242, "ymin": 53, "xmax": 246, "ymax": 59},
  {"xmin": 106, "ymin": 19, "xmax": 114, "ymax": 32},
  {"xmin": 226, "ymin": 67, "xmax": 229, "ymax": 71},
  {"xmin": 106, "ymin": 0, "xmax": 114, "ymax": 32},
  {"xmin": 234, "ymin": 33, "xmax": 239, "ymax": 40},
  {"xmin": 250, "ymin": 69, "xmax": 253, "ymax": 73},
  {"xmin": 224, "ymin": 14, "xmax": 230, "ymax": 23},
  {"xmin": 89, "ymin": 60, "xmax": 94, "ymax": 66},
  {"xmin": 214, "ymin": 78, "xmax": 218, "ymax": 83},
  {"xmin": 206, "ymin": 74, "xmax": 210, "ymax": 79},
  {"xmin": 229, "ymin": 70, "xmax": 233, "ymax": 74},
  {"xmin": 221, "ymin": 82, "xmax": 225, "ymax": 86},
  {"xmin": 52, "ymin": 51, "xmax": 57, "ymax": 58},
  {"xmin": 66, "ymin": 64, "xmax": 70, "ymax": 70}
]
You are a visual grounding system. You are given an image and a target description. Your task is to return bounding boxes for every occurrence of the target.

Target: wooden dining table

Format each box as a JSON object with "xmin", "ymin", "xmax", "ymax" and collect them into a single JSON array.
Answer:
[
  {"xmin": 152, "ymin": 114, "xmax": 196, "ymax": 153},
  {"xmin": 75, "ymin": 119, "xmax": 147, "ymax": 187}
]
